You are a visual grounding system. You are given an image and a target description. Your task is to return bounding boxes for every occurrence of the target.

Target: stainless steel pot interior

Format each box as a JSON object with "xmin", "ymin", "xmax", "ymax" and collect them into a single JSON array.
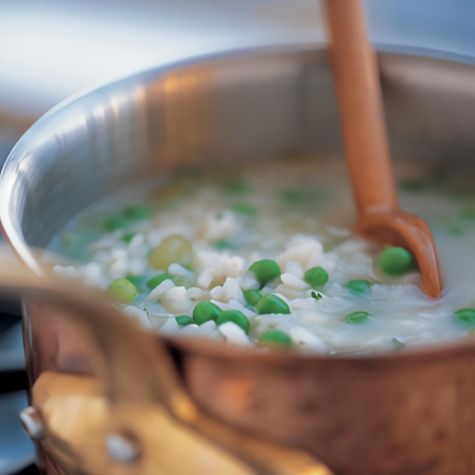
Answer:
[
  {"xmin": 3, "ymin": 45, "xmax": 475, "ymax": 475},
  {"xmin": 1, "ymin": 46, "xmax": 475, "ymax": 269}
]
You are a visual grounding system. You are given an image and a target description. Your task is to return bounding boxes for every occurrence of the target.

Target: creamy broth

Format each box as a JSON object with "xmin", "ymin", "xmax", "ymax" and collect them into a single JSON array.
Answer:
[{"xmin": 50, "ymin": 157, "xmax": 475, "ymax": 354}]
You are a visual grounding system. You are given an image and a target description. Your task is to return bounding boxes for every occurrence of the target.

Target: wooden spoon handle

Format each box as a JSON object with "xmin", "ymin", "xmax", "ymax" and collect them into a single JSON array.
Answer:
[{"xmin": 325, "ymin": 0, "xmax": 398, "ymax": 216}]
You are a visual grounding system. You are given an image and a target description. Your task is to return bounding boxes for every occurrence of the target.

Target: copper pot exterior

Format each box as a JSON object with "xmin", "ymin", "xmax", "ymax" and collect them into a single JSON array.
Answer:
[
  {"xmin": 2, "ymin": 46, "xmax": 475, "ymax": 474},
  {"xmin": 24, "ymin": 298, "xmax": 475, "ymax": 475},
  {"xmin": 179, "ymin": 344, "xmax": 475, "ymax": 475}
]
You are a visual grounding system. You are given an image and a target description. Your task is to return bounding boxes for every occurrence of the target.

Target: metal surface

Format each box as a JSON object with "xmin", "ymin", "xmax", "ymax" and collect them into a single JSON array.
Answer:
[
  {"xmin": 0, "ymin": 263, "xmax": 330, "ymax": 475},
  {"xmin": 2, "ymin": 46, "xmax": 475, "ymax": 262},
  {"xmin": 1, "ymin": 46, "xmax": 475, "ymax": 474}
]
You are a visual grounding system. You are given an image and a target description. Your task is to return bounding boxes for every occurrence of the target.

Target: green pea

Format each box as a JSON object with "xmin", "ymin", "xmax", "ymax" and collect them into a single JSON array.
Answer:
[
  {"xmin": 256, "ymin": 295, "xmax": 290, "ymax": 315},
  {"xmin": 249, "ymin": 259, "xmax": 281, "ymax": 287},
  {"xmin": 121, "ymin": 231, "xmax": 136, "ymax": 243},
  {"xmin": 243, "ymin": 289, "xmax": 262, "ymax": 306},
  {"xmin": 345, "ymin": 279, "xmax": 372, "ymax": 296},
  {"xmin": 175, "ymin": 315, "xmax": 193, "ymax": 326},
  {"xmin": 345, "ymin": 310, "xmax": 371, "ymax": 324},
  {"xmin": 453, "ymin": 308, "xmax": 475, "ymax": 327},
  {"xmin": 126, "ymin": 274, "xmax": 144, "ymax": 288},
  {"xmin": 216, "ymin": 310, "xmax": 250, "ymax": 334},
  {"xmin": 192, "ymin": 301, "xmax": 222, "ymax": 325},
  {"xmin": 304, "ymin": 266, "xmax": 329, "ymax": 288},
  {"xmin": 258, "ymin": 330, "xmax": 292, "ymax": 347},
  {"xmin": 103, "ymin": 215, "xmax": 128, "ymax": 231},
  {"xmin": 146, "ymin": 273, "xmax": 174, "ymax": 290},
  {"xmin": 123, "ymin": 205, "xmax": 151, "ymax": 221},
  {"xmin": 232, "ymin": 203, "xmax": 256, "ymax": 216},
  {"xmin": 379, "ymin": 246, "xmax": 415, "ymax": 276},
  {"xmin": 149, "ymin": 234, "xmax": 193, "ymax": 270},
  {"xmin": 106, "ymin": 278, "xmax": 138, "ymax": 304}
]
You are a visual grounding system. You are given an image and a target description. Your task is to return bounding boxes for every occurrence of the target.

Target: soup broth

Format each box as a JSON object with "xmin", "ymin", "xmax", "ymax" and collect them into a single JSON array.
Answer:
[{"xmin": 50, "ymin": 157, "xmax": 475, "ymax": 355}]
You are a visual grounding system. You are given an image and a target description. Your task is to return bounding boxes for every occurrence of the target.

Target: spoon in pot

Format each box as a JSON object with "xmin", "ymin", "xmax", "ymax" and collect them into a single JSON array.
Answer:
[{"xmin": 324, "ymin": 0, "xmax": 442, "ymax": 298}]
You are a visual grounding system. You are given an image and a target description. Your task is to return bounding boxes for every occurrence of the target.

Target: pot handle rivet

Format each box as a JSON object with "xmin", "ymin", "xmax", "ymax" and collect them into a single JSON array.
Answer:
[
  {"xmin": 19, "ymin": 406, "xmax": 44, "ymax": 440},
  {"xmin": 106, "ymin": 432, "xmax": 142, "ymax": 464}
]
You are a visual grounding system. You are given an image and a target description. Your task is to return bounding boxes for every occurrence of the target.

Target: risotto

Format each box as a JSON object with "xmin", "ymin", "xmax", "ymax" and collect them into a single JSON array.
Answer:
[{"xmin": 50, "ymin": 157, "xmax": 475, "ymax": 355}]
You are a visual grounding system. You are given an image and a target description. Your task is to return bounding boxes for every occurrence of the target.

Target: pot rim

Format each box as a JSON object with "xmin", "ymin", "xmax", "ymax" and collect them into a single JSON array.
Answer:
[
  {"xmin": 163, "ymin": 328, "xmax": 475, "ymax": 366},
  {"xmin": 2, "ymin": 43, "xmax": 475, "ymax": 365}
]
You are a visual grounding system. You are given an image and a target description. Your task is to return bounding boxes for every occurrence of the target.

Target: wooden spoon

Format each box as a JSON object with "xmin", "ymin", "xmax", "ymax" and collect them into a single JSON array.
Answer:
[{"xmin": 324, "ymin": 0, "xmax": 442, "ymax": 298}]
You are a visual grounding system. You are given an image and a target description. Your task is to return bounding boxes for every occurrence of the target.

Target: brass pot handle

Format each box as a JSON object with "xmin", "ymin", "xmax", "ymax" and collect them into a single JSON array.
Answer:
[
  {"xmin": 0, "ymin": 261, "xmax": 185, "ymax": 408},
  {"xmin": 0, "ymin": 262, "xmax": 331, "ymax": 475}
]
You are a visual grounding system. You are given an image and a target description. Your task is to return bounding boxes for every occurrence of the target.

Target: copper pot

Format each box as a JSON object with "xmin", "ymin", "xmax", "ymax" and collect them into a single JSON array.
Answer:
[{"xmin": 1, "ymin": 46, "xmax": 475, "ymax": 475}]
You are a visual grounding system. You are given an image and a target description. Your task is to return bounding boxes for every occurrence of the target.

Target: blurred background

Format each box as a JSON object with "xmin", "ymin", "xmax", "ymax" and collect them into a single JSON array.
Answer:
[
  {"xmin": 1, "ymin": 0, "xmax": 475, "ymax": 147},
  {"xmin": 0, "ymin": 0, "xmax": 474, "ymax": 473}
]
